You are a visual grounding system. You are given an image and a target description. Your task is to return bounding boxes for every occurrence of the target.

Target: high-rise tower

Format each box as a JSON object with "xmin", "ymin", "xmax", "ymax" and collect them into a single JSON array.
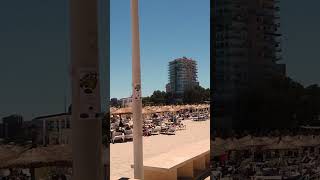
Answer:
[
  {"xmin": 213, "ymin": 0, "xmax": 285, "ymax": 129},
  {"xmin": 166, "ymin": 57, "xmax": 199, "ymax": 95}
]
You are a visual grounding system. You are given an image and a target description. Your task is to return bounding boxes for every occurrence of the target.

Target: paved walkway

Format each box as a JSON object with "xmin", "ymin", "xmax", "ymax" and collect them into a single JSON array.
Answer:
[{"xmin": 110, "ymin": 119, "xmax": 210, "ymax": 179}]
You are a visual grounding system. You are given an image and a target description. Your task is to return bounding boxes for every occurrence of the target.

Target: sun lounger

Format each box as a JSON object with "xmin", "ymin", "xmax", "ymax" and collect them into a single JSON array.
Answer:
[
  {"xmin": 177, "ymin": 124, "xmax": 186, "ymax": 130},
  {"xmin": 167, "ymin": 126, "xmax": 176, "ymax": 135},
  {"xmin": 124, "ymin": 129, "xmax": 133, "ymax": 141},
  {"xmin": 151, "ymin": 126, "xmax": 161, "ymax": 135},
  {"xmin": 112, "ymin": 131, "xmax": 124, "ymax": 143},
  {"xmin": 143, "ymin": 128, "xmax": 152, "ymax": 136},
  {"xmin": 192, "ymin": 117, "xmax": 199, "ymax": 121},
  {"xmin": 160, "ymin": 126, "xmax": 169, "ymax": 134}
]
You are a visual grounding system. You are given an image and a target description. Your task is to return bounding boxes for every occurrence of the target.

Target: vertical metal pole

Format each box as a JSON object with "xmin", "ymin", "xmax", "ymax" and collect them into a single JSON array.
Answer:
[
  {"xmin": 59, "ymin": 119, "xmax": 61, "ymax": 144},
  {"xmin": 131, "ymin": 0, "xmax": 144, "ymax": 179},
  {"xmin": 65, "ymin": 116, "xmax": 67, "ymax": 128},
  {"xmin": 43, "ymin": 119, "xmax": 46, "ymax": 146},
  {"xmin": 70, "ymin": 0, "xmax": 102, "ymax": 179}
]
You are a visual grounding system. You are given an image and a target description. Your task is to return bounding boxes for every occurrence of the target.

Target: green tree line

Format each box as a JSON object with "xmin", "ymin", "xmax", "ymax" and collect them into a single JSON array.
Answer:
[
  {"xmin": 110, "ymin": 86, "xmax": 210, "ymax": 107},
  {"xmin": 231, "ymin": 76, "xmax": 320, "ymax": 130},
  {"xmin": 143, "ymin": 86, "xmax": 210, "ymax": 106}
]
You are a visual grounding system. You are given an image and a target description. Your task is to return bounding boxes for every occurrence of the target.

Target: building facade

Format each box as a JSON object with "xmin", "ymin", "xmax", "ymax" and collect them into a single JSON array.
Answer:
[
  {"xmin": 0, "ymin": 123, "xmax": 3, "ymax": 139},
  {"xmin": 166, "ymin": 57, "xmax": 199, "ymax": 95},
  {"xmin": 1, "ymin": 114, "xmax": 23, "ymax": 139},
  {"xmin": 119, "ymin": 97, "xmax": 132, "ymax": 108},
  {"xmin": 110, "ymin": 98, "xmax": 119, "ymax": 107},
  {"xmin": 32, "ymin": 113, "xmax": 71, "ymax": 145},
  {"xmin": 213, "ymin": 0, "xmax": 285, "ymax": 129}
]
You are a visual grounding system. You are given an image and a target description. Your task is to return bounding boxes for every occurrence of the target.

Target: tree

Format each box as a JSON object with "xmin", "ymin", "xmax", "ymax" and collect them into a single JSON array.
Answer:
[
  {"xmin": 142, "ymin": 96, "xmax": 152, "ymax": 106},
  {"xmin": 182, "ymin": 85, "xmax": 208, "ymax": 104},
  {"xmin": 164, "ymin": 92, "xmax": 175, "ymax": 104},
  {"xmin": 142, "ymin": 87, "xmax": 210, "ymax": 106},
  {"xmin": 230, "ymin": 76, "xmax": 318, "ymax": 131},
  {"xmin": 150, "ymin": 90, "xmax": 167, "ymax": 105}
]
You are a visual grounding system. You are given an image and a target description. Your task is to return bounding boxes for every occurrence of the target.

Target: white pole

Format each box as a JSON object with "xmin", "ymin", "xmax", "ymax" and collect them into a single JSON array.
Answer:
[
  {"xmin": 70, "ymin": 0, "xmax": 102, "ymax": 179},
  {"xmin": 131, "ymin": 0, "xmax": 144, "ymax": 179}
]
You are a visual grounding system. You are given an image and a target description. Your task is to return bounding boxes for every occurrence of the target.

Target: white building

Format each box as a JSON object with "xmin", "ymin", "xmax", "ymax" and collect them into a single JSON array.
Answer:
[{"xmin": 119, "ymin": 96, "xmax": 132, "ymax": 108}]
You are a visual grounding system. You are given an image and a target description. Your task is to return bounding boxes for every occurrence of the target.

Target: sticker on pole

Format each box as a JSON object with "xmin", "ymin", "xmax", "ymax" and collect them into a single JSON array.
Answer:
[
  {"xmin": 133, "ymin": 83, "xmax": 141, "ymax": 101},
  {"xmin": 79, "ymin": 68, "xmax": 100, "ymax": 120}
]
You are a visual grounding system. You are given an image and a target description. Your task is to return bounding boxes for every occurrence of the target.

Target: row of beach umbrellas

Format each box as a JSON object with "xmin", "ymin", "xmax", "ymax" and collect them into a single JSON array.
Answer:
[
  {"xmin": 110, "ymin": 104, "xmax": 210, "ymax": 115},
  {"xmin": 0, "ymin": 145, "xmax": 72, "ymax": 169},
  {"xmin": 0, "ymin": 144, "xmax": 111, "ymax": 170},
  {"xmin": 211, "ymin": 135, "xmax": 320, "ymax": 156}
]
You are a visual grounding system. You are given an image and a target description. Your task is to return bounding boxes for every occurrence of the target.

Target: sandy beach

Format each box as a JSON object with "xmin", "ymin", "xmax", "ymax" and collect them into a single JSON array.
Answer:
[{"xmin": 110, "ymin": 119, "xmax": 210, "ymax": 179}]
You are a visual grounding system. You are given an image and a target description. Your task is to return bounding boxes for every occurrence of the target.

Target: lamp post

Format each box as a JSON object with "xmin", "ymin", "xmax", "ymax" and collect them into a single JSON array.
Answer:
[
  {"xmin": 131, "ymin": 0, "xmax": 144, "ymax": 179},
  {"xmin": 70, "ymin": 0, "xmax": 103, "ymax": 179}
]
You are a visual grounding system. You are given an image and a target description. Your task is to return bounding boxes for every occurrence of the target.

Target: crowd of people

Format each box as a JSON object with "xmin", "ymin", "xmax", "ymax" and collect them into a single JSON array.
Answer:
[
  {"xmin": 0, "ymin": 168, "xmax": 71, "ymax": 180},
  {"xmin": 0, "ymin": 169, "xmax": 31, "ymax": 180},
  {"xmin": 110, "ymin": 107, "xmax": 209, "ymax": 143},
  {"xmin": 211, "ymin": 129, "xmax": 320, "ymax": 179}
]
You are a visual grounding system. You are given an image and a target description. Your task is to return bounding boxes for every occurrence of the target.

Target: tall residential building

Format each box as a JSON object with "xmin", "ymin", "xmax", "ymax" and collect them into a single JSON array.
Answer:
[
  {"xmin": 166, "ymin": 57, "xmax": 199, "ymax": 95},
  {"xmin": 2, "ymin": 114, "xmax": 23, "ymax": 139},
  {"xmin": 213, "ymin": 0, "xmax": 285, "ymax": 129}
]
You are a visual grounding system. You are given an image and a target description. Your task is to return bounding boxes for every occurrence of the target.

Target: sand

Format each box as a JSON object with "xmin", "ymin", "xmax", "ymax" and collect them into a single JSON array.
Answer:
[{"xmin": 110, "ymin": 119, "xmax": 210, "ymax": 179}]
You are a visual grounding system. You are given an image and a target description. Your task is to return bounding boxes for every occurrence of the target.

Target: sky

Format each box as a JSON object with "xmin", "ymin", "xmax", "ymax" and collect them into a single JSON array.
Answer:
[
  {"xmin": 110, "ymin": 0, "xmax": 210, "ymax": 99},
  {"xmin": 0, "ymin": 0, "xmax": 109, "ymax": 121},
  {"xmin": 0, "ymin": 0, "xmax": 320, "ymax": 120},
  {"xmin": 280, "ymin": 0, "xmax": 320, "ymax": 86}
]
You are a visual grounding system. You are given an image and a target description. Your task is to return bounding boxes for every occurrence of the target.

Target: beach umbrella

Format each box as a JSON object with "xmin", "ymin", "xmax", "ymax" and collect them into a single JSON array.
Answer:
[
  {"xmin": 152, "ymin": 107, "xmax": 162, "ymax": 113},
  {"xmin": 224, "ymin": 138, "xmax": 239, "ymax": 150},
  {"xmin": 0, "ymin": 145, "xmax": 28, "ymax": 165},
  {"xmin": 238, "ymin": 135, "xmax": 252, "ymax": 145},
  {"xmin": 183, "ymin": 104, "xmax": 192, "ymax": 110},
  {"xmin": 110, "ymin": 107, "xmax": 118, "ymax": 114},
  {"xmin": 251, "ymin": 137, "xmax": 276, "ymax": 147},
  {"xmin": 142, "ymin": 108, "xmax": 154, "ymax": 114},
  {"xmin": 211, "ymin": 137, "xmax": 226, "ymax": 146},
  {"xmin": 263, "ymin": 140, "xmax": 297, "ymax": 150},
  {"xmin": 0, "ymin": 145, "xmax": 72, "ymax": 169},
  {"xmin": 294, "ymin": 135, "xmax": 320, "ymax": 147},
  {"xmin": 178, "ymin": 105, "xmax": 188, "ymax": 110},
  {"xmin": 290, "ymin": 136, "xmax": 308, "ymax": 147},
  {"xmin": 265, "ymin": 137, "xmax": 278, "ymax": 144},
  {"xmin": 159, "ymin": 106, "xmax": 170, "ymax": 112},
  {"xmin": 282, "ymin": 135, "xmax": 294, "ymax": 142},
  {"xmin": 0, "ymin": 169, "xmax": 10, "ymax": 177},
  {"xmin": 168, "ymin": 107, "xmax": 178, "ymax": 113},
  {"xmin": 211, "ymin": 140, "xmax": 228, "ymax": 156},
  {"xmin": 113, "ymin": 107, "xmax": 132, "ymax": 114}
]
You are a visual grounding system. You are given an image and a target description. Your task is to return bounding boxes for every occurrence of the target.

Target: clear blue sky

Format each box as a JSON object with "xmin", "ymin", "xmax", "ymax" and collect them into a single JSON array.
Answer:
[{"xmin": 110, "ymin": 0, "xmax": 210, "ymax": 99}]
